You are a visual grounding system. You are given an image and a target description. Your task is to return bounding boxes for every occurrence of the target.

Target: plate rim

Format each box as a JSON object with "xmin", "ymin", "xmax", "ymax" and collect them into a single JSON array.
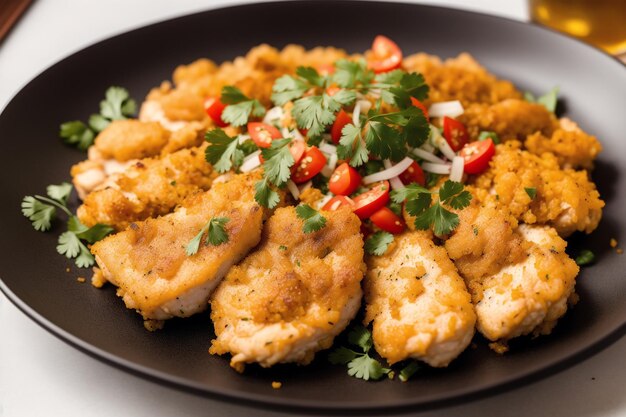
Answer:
[{"xmin": 1, "ymin": 1, "xmax": 625, "ymax": 413}]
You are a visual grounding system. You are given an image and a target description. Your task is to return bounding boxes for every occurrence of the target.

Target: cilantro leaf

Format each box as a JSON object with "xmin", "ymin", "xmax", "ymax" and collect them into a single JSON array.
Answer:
[
  {"xmin": 478, "ymin": 131, "xmax": 500, "ymax": 144},
  {"xmin": 337, "ymin": 123, "xmax": 369, "ymax": 167},
  {"xmin": 525, "ymin": 87, "xmax": 559, "ymax": 113},
  {"xmin": 347, "ymin": 325, "xmax": 374, "ymax": 352},
  {"xmin": 220, "ymin": 86, "xmax": 266, "ymax": 126},
  {"xmin": 414, "ymin": 203, "xmax": 459, "ymax": 236},
  {"xmin": 439, "ymin": 180, "xmax": 472, "ymax": 210},
  {"xmin": 525, "ymin": 187, "xmax": 537, "ymax": 199},
  {"xmin": 390, "ymin": 183, "xmax": 430, "ymax": 204},
  {"xmin": 21, "ymin": 197, "xmax": 56, "ymax": 231},
  {"xmin": 59, "ymin": 121, "xmax": 95, "ymax": 150},
  {"xmin": 75, "ymin": 244, "xmax": 96, "ymax": 268},
  {"xmin": 329, "ymin": 325, "xmax": 390, "ymax": 381},
  {"xmin": 364, "ymin": 121, "xmax": 405, "ymax": 161},
  {"xmin": 296, "ymin": 66, "xmax": 324, "ymax": 87},
  {"xmin": 389, "ymin": 72, "xmax": 429, "ymax": 108},
  {"xmin": 292, "ymin": 95, "xmax": 336, "ymax": 137},
  {"xmin": 186, "ymin": 217, "xmax": 230, "ymax": 256},
  {"xmin": 204, "ymin": 129, "xmax": 244, "ymax": 173},
  {"xmin": 295, "ymin": 204, "xmax": 327, "ymax": 233},
  {"xmin": 328, "ymin": 346, "xmax": 358, "ymax": 365},
  {"xmin": 254, "ymin": 179, "xmax": 281, "ymax": 209},
  {"xmin": 261, "ymin": 138, "xmax": 294, "ymax": 186},
  {"xmin": 347, "ymin": 354, "xmax": 389, "ymax": 381},
  {"xmin": 100, "ymin": 86, "xmax": 136, "ymax": 120},
  {"xmin": 46, "ymin": 182, "xmax": 73, "ymax": 205},
  {"xmin": 364, "ymin": 231, "xmax": 394, "ymax": 256},
  {"xmin": 271, "ymin": 75, "xmax": 309, "ymax": 105},
  {"xmin": 74, "ymin": 223, "xmax": 114, "ymax": 244},
  {"xmin": 57, "ymin": 231, "xmax": 82, "ymax": 259},
  {"xmin": 88, "ymin": 114, "xmax": 110, "ymax": 132},
  {"xmin": 332, "ymin": 59, "xmax": 374, "ymax": 88},
  {"xmin": 400, "ymin": 107, "xmax": 430, "ymax": 148}
]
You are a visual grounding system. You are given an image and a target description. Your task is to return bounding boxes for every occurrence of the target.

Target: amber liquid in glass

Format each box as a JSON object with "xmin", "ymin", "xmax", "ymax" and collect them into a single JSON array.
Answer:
[{"xmin": 529, "ymin": 0, "xmax": 626, "ymax": 55}]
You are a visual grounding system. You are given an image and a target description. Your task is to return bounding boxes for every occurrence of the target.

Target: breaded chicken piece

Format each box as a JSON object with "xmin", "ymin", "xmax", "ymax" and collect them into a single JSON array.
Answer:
[
  {"xmin": 460, "ymin": 99, "xmax": 557, "ymax": 142},
  {"xmin": 402, "ymin": 53, "xmax": 521, "ymax": 107},
  {"xmin": 364, "ymin": 232, "xmax": 475, "ymax": 367},
  {"xmin": 472, "ymin": 141, "xmax": 604, "ymax": 236},
  {"xmin": 91, "ymin": 174, "xmax": 264, "ymax": 324},
  {"xmin": 77, "ymin": 145, "xmax": 215, "ymax": 231},
  {"xmin": 472, "ymin": 225, "xmax": 578, "ymax": 341},
  {"xmin": 524, "ymin": 118, "xmax": 602, "ymax": 170},
  {"xmin": 209, "ymin": 207, "xmax": 365, "ymax": 371},
  {"xmin": 94, "ymin": 120, "xmax": 170, "ymax": 162}
]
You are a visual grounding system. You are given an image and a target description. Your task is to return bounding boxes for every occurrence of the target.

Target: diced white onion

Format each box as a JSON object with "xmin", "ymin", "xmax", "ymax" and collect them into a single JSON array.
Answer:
[
  {"xmin": 291, "ymin": 128, "xmax": 305, "ymax": 141},
  {"xmin": 430, "ymin": 125, "xmax": 457, "ymax": 160},
  {"xmin": 327, "ymin": 153, "xmax": 338, "ymax": 171},
  {"xmin": 319, "ymin": 142, "xmax": 338, "ymax": 155},
  {"xmin": 298, "ymin": 181, "xmax": 313, "ymax": 193},
  {"xmin": 389, "ymin": 176, "xmax": 404, "ymax": 190},
  {"xmin": 450, "ymin": 156, "xmax": 465, "ymax": 182},
  {"xmin": 363, "ymin": 157, "xmax": 414, "ymax": 184},
  {"xmin": 287, "ymin": 180, "xmax": 300, "ymax": 200},
  {"xmin": 412, "ymin": 148, "xmax": 446, "ymax": 164},
  {"xmin": 421, "ymin": 142, "xmax": 435, "ymax": 153},
  {"xmin": 281, "ymin": 127, "xmax": 291, "ymax": 138},
  {"xmin": 428, "ymin": 100, "xmax": 464, "ymax": 118},
  {"xmin": 238, "ymin": 134, "xmax": 251, "ymax": 144},
  {"xmin": 239, "ymin": 150, "xmax": 262, "ymax": 172},
  {"xmin": 263, "ymin": 106, "xmax": 284, "ymax": 124},
  {"xmin": 421, "ymin": 162, "xmax": 452, "ymax": 174},
  {"xmin": 369, "ymin": 88, "xmax": 382, "ymax": 98},
  {"xmin": 317, "ymin": 193, "xmax": 334, "ymax": 210},
  {"xmin": 357, "ymin": 99, "xmax": 372, "ymax": 114},
  {"xmin": 352, "ymin": 101, "xmax": 362, "ymax": 127}
]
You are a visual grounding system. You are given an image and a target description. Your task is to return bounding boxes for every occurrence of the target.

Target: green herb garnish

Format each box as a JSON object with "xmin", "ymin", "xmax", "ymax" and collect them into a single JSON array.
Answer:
[
  {"xmin": 575, "ymin": 249, "xmax": 595, "ymax": 266},
  {"xmin": 220, "ymin": 86, "xmax": 266, "ymax": 126},
  {"xmin": 329, "ymin": 325, "xmax": 390, "ymax": 381},
  {"xmin": 364, "ymin": 231, "xmax": 394, "ymax": 256},
  {"xmin": 295, "ymin": 204, "xmax": 327, "ymax": 233},
  {"xmin": 186, "ymin": 217, "xmax": 230, "ymax": 256}
]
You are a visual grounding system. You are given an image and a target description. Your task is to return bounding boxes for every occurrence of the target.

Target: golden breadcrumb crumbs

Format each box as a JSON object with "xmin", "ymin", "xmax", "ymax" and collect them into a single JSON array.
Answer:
[
  {"xmin": 90, "ymin": 267, "xmax": 107, "ymax": 288},
  {"xmin": 488, "ymin": 342, "xmax": 509, "ymax": 354},
  {"xmin": 568, "ymin": 292, "xmax": 580, "ymax": 306},
  {"xmin": 76, "ymin": 277, "xmax": 86, "ymax": 283},
  {"xmin": 610, "ymin": 238, "xmax": 618, "ymax": 248},
  {"xmin": 143, "ymin": 319, "xmax": 165, "ymax": 332},
  {"xmin": 617, "ymin": 249, "xmax": 624, "ymax": 255},
  {"xmin": 66, "ymin": 268, "xmax": 70, "ymax": 273},
  {"xmin": 271, "ymin": 381, "xmax": 282, "ymax": 389}
]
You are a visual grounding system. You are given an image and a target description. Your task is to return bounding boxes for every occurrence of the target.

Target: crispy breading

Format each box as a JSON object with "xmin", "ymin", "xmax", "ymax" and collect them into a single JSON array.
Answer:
[
  {"xmin": 402, "ymin": 53, "xmax": 521, "ymax": 107},
  {"xmin": 77, "ymin": 145, "xmax": 215, "ymax": 231},
  {"xmin": 209, "ymin": 207, "xmax": 365, "ymax": 371},
  {"xmin": 364, "ymin": 232, "xmax": 475, "ymax": 367},
  {"xmin": 524, "ymin": 118, "xmax": 602, "ymax": 169},
  {"xmin": 472, "ymin": 141, "xmax": 604, "ymax": 236},
  {"xmin": 91, "ymin": 174, "xmax": 264, "ymax": 323},
  {"xmin": 94, "ymin": 120, "xmax": 170, "ymax": 161}
]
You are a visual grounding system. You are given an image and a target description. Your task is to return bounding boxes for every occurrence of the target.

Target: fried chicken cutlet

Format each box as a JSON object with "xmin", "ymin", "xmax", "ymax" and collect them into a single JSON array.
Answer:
[
  {"xmin": 364, "ymin": 232, "xmax": 476, "ymax": 367},
  {"xmin": 91, "ymin": 174, "xmax": 264, "ymax": 326},
  {"xmin": 209, "ymin": 206, "xmax": 365, "ymax": 371}
]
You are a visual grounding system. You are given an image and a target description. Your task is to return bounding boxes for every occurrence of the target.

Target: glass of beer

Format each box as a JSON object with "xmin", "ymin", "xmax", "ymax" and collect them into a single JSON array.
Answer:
[{"xmin": 529, "ymin": 0, "xmax": 626, "ymax": 60}]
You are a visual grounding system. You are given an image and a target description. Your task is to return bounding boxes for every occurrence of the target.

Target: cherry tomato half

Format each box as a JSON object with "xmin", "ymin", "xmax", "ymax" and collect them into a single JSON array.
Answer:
[
  {"xmin": 410, "ymin": 97, "xmax": 429, "ymax": 120},
  {"xmin": 248, "ymin": 122, "xmax": 281, "ymax": 148},
  {"xmin": 329, "ymin": 163, "xmax": 361, "ymax": 196},
  {"xmin": 399, "ymin": 161, "xmax": 426, "ymax": 186},
  {"xmin": 292, "ymin": 146, "xmax": 327, "ymax": 184},
  {"xmin": 322, "ymin": 195, "xmax": 355, "ymax": 211},
  {"xmin": 370, "ymin": 207, "xmax": 406, "ymax": 234},
  {"xmin": 258, "ymin": 140, "xmax": 306, "ymax": 166},
  {"xmin": 205, "ymin": 97, "xmax": 228, "ymax": 127},
  {"xmin": 442, "ymin": 116, "xmax": 469, "ymax": 152},
  {"xmin": 352, "ymin": 181, "xmax": 390, "ymax": 219},
  {"xmin": 331, "ymin": 110, "xmax": 353, "ymax": 144},
  {"xmin": 368, "ymin": 35, "xmax": 403, "ymax": 74},
  {"xmin": 459, "ymin": 138, "xmax": 495, "ymax": 174}
]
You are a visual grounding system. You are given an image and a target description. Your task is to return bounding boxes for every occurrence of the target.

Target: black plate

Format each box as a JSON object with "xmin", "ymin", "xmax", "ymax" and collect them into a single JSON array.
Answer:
[{"xmin": 1, "ymin": 1, "xmax": 625, "ymax": 413}]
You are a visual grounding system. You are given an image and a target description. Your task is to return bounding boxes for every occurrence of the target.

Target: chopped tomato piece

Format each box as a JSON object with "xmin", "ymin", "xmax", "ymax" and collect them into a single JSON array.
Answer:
[
  {"xmin": 322, "ymin": 195, "xmax": 355, "ymax": 211},
  {"xmin": 370, "ymin": 207, "xmax": 405, "ymax": 234},
  {"xmin": 367, "ymin": 35, "xmax": 403, "ymax": 74},
  {"xmin": 352, "ymin": 181, "xmax": 390, "ymax": 219},
  {"xmin": 205, "ymin": 97, "xmax": 228, "ymax": 127},
  {"xmin": 459, "ymin": 138, "xmax": 495, "ymax": 174},
  {"xmin": 410, "ymin": 97, "xmax": 429, "ymax": 120},
  {"xmin": 399, "ymin": 161, "xmax": 426, "ymax": 186},
  {"xmin": 292, "ymin": 146, "xmax": 327, "ymax": 183},
  {"xmin": 331, "ymin": 110, "xmax": 353, "ymax": 144},
  {"xmin": 247, "ymin": 122, "xmax": 281, "ymax": 148},
  {"xmin": 316, "ymin": 64, "xmax": 336, "ymax": 76},
  {"xmin": 329, "ymin": 163, "xmax": 361, "ymax": 196},
  {"xmin": 442, "ymin": 116, "xmax": 469, "ymax": 151}
]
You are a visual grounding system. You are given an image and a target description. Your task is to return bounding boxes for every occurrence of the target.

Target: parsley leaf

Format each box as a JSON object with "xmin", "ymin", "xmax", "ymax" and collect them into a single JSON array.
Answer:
[
  {"xmin": 347, "ymin": 325, "xmax": 374, "ymax": 352},
  {"xmin": 220, "ymin": 86, "xmax": 266, "ymax": 126},
  {"xmin": 364, "ymin": 231, "xmax": 394, "ymax": 256},
  {"xmin": 204, "ymin": 129, "xmax": 244, "ymax": 173},
  {"xmin": 186, "ymin": 217, "xmax": 230, "ymax": 256},
  {"xmin": 414, "ymin": 203, "xmax": 460, "ymax": 236},
  {"xmin": 254, "ymin": 179, "xmax": 281, "ymax": 209},
  {"xmin": 337, "ymin": 123, "xmax": 369, "ymax": 167},
  {"xmin": 328, "ymin": 346, "xmax": 358, "ymax": 364},
  {"xmin": 59, "ymin": 121, "xmax": 95, "ymax": 151},
  {"xmin": 295, "ymin": 66, "xmax": 324, "ymax": 87},
  {"xmin": 271, "ymin": 74, "xmax": 310, "ymax": 105},
  {"xmin": 295, "ymin": 204, "xmax": 327, "ymax": 233},
  {"xmin": 525, "ymin": 187, "xmax": 537, "ymax": 199},
  {"xmin": 364, "ymin": 121, "xmax": 405, "ymax": 161},
  {"xmin": 99, "ymin": 86, "xmax": 136, "ymax": 120},
  {"xmin": 292, "ymin": 95, "xmax": 337, "ymax": 137},
  {"xmin": 46, "ymin": 182, "xmax": 73, "ymax": 205},
  {"xmin": 333, "ymin": 59, "xmax": 374, "ymax": 88},
  {"xmin": 439, "ymin": 180, "xmax": 472, "ymax": 209},
  {"xmin": 347, "ymin": 355, "xmax": 389, "ymax": 381},
  {"xmin": 328, "ymin": 325, "xmax": 389, "ymax": 381},
  {"xmin": 525, "ymin": 86, "xmax": 559, "ymax": 113},
  {"xmin": 260, "ymin": 138, "xmax": 295, "ymax": 186},
  {"xmin": 21, "ymin": 197, "xmax": 56, "ymax": 231}
]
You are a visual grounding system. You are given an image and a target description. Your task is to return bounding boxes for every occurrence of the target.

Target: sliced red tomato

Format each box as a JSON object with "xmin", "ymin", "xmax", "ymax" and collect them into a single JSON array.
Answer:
[
  {"xmin": 352, "ymin": 181, "xmax": 390, "ymax": 219},
  {"xmin": 329, "ymin": 163, "xmax": 361, "ymax": 196},
  {"xmin": 331, "ymin": 110, "xmax": 353, "ymax": 144},
  {"xmin": 247, "ymin": 122, "xmax": 281, "ymax": 148},
  {"xmin": 322, "ymin": 195, "xmax": 355, "ymax": 211},
  {"xmin": 459, "ymin": 138, "xmax": 495, "ymax": 174},
  {"xmin": 367, "ymin": 35, "xmax": 403, "ymax": 74},
  {"xmin": 292, "ymin": 146, "xmax": 327, "ymax": 183},
  {"xmin": 399, "ymin": 161, "xmax": 426, "ymax": 186},
  {"xmin": 205, "ymin": 97, "xmax": 228, "ymax": 127},
  {"xmin": 442, "ymin": 116, "xmax": 469, "ymax": 151},
  {"xmin": 258, "ymin": 140, "xmax": 306, "ymax": 165},
  {"xmin": 410, "ymin": 97, "xmax": 429, "ymax": 120},
  {"xmin": 370, "ymin": 207, "xmax": 405, "ymax": 234}
]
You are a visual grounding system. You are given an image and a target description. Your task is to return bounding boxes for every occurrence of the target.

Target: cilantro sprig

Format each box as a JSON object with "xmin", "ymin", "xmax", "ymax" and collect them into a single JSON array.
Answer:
[
  {"xmin": 60, "ymin": 86, "xmax": 136, "ymax": 150},
  {"xmin": 364, "ymin": 231, "xmax": 394, "ymax": 256},
  {"xmin": 295, "ymin": 204, "xmax": 327, "ymax": 233},
  {"xmin": 329, "ymin": 325, "xmax": 390, "ymax": 381},
  {"xmin": 220, "ymin": 86, "xmax": 266, "ymax": 126},
  {"xmin": 254, "ymin": 138, "xmax": 296, "ymax": 208},
  {"xmin": 21, "ymin": 183, "xmax": 114, "ymax": 267},
  {"xmin": 391, "ymin": 180, "xmax": 472, "ymax": 236},
  {"xmin": 186, "ymin": 217, "xmax": 230, "ymax": 256},
  {"xmin": 524, "ymin": 86, "xmax": 559, "ymax": 113}
]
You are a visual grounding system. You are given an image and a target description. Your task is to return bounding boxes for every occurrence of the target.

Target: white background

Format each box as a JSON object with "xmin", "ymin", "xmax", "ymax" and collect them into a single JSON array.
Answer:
[{"xmin": 1, "ymin": 1, "xmax": 624, "ymax": 416}]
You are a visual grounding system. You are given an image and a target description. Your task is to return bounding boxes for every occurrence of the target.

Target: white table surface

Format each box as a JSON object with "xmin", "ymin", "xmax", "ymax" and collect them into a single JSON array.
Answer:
[{"xmin": 1, "ymin": 1, "xmax": 624, "ymax": 416}]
